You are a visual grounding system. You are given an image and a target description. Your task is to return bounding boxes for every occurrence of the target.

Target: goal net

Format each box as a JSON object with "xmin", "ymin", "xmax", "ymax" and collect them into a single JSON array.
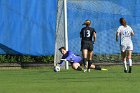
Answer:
[{"xmin": 54, "ymin": 0, "xmax": 140, "ymax": 66}]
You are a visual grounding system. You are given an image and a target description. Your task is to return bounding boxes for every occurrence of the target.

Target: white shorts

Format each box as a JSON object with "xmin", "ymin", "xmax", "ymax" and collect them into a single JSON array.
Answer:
[{"xmin": 120, "ymin": 43, "xmax": 133, "ymax": 52}]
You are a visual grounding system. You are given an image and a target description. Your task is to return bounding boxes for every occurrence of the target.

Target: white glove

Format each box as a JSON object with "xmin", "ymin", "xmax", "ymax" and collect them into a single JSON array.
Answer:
[{"xmin": 60, "ymin": 59, "xmax": 67, "ymax": 61}]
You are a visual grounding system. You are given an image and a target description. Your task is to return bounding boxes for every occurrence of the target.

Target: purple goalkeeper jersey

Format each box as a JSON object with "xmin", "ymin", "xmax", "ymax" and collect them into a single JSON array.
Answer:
[{"xmin": 59, "ymin": 51, "xmax": 82, "ymax": 66}]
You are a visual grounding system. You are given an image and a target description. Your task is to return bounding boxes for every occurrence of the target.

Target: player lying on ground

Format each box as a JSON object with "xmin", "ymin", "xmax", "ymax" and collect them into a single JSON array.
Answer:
[
  {"xmin": 57, "ymin": 47, "xmax": 107, "ymax": 72},
  {"xmin": 116, "ymin": 18, "xmax": 134, "ymax": 73}
]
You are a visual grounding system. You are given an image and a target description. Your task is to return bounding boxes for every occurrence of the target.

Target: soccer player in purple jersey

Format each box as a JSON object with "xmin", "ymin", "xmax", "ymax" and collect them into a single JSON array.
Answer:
[{"xmin": 58, "ymin": 47, "xmax": 107, "ymax": 71}]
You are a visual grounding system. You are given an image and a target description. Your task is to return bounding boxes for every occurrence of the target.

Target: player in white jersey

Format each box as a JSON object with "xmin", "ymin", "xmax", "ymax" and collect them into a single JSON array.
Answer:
[{"xmin": 116, "ymin": 18, "xmax": 134, "ymax": 73}]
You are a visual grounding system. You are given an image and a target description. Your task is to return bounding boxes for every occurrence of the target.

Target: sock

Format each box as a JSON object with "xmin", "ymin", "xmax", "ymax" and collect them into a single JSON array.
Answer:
[
  {"xmin": 95, "ymin": 65, "xmax": 101, "ymax": 70},
  {"xmin": 76, "ymin": 66, "xmax": 82, "ymax": 71},
  {"xmin": 128, "ymin": 66, "xmax": 132, "ymax": 73},
  {"xmin": 88, "ymin": 60, "xmax": 92, "ymax": 69},
  {"xmin": 83, "ymin": 58, "xmax": 87, "ymax": 67},
  {"xmin": 128, "ymin": 59, "xmax": 132, "ymax": 66},
  {"xmin": 124, "ymin": 60, "xmax": 127, "ymax": 70}
]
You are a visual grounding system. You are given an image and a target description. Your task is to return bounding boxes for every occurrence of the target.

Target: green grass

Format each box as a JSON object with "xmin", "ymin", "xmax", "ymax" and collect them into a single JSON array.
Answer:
[{"xmin": 0, "ymin": 66, "xmax": 140, "ymax": 93}]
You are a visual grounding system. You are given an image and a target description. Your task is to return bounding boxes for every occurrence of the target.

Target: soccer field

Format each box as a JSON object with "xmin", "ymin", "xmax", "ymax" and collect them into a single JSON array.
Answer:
[{"xmin": 0, "ymin": 66, "xmax": 140, "ymax": 93}]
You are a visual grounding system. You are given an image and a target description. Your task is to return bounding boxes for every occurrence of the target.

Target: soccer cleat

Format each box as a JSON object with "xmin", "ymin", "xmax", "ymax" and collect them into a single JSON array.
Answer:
[
  {"xmin": 124, "ymin": 70, "xmax": 127, "ymax": 73},
  {"xmin": 84, "ymin": 69, "xmax": 87, "ymax": 72},
  {"xmin": 88, "ymin": 69, "xmax": 91, "ymax": 72},
  {"xmin": 83, "ymin": 66, "xmax": 87, "ymax": 72},
  {"xmin": 101, "ymin": 68, "xmax": 108, "ymax": 71}
]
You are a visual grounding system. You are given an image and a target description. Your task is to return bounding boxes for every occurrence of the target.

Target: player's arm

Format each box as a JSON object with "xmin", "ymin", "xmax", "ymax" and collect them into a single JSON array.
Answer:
[
  {"xmin": 116, "ymin": 27, "xmax": 121, "ymax": 42},
  {"xmin": 80, "ymin": 28, "xmax": 83, "ymax": 40},
  {"xmin": 130, "ymin": 27, "xmax": 134, "ymax": 36},
  {"xmin": 58, "ymin": 52, "xmax": 72, "ymax": 66},
  {"xmin": 131, "ymin": 31, "xmax": 134, "ymax": 36},
  {"xmin": 116, "ymin": 32, "xmax": 119, "ymax": 42},
  {"xmin": 58, "ymin": 56, "xmax": 67, "ymax": 66},
  {"xmin": 92, "ymin": 28, "xmax": 96, "ymax": 43},
  {"xmin": 93, "ymin": 32, "xmax": 96, "ymax": 43},
  {"xmin": 58, "ymin": 60, "xmax": 65, "ymax": 66}
]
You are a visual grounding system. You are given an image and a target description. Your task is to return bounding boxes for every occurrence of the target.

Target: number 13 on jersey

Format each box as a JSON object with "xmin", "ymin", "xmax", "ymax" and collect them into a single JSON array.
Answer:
[{"xmin": 84, "ymin": 30, "xmax": 90, "ymax": 37}]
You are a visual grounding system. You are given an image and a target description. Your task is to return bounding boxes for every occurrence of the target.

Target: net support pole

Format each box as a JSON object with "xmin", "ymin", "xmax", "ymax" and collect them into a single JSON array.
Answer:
[{"xmin": 64, "ymin": 0, "xmax": 69, "ymax": 70}]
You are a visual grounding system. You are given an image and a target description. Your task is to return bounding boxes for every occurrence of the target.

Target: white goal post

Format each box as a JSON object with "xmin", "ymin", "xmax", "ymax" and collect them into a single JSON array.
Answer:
[{"xmin": 54, "ymin": 0, "xmax": 69, "ymax": 70}]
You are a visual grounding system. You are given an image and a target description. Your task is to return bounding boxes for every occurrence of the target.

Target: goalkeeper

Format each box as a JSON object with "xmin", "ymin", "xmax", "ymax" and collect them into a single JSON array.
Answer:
[{"xmin": 58, "ymin": 47, "xmax": 107, "ymax": 71}]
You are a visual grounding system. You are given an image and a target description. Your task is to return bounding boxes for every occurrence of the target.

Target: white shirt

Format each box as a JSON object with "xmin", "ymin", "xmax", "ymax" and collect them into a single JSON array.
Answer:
[{"xmin": 117, "ymin": 25, "xmax": 133, "ymax": 45}]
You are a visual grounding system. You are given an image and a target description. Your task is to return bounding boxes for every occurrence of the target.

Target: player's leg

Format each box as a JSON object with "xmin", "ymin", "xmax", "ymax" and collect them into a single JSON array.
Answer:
[
  {"xmin": 82, "ymin": 49, "xmax": 88, "ymax": 72},
  {"xmin": 87, "ymin": 51, "xmax": 93, "ymax": 72},
  {"xmin": 72, "ymin": 63, "xmax": 82, "ymax": 71},
  {"xmin": 121, "ymin": 51, "xmax": 127, "ymax": 73},
  {"xmin": 87, "ymin": 43, "xmax": 94, "ymax": 72},
  {"xmin": 90, "ymin": 64, "xmax": 100, "ymax": 70},
  {"xmin": 90, "ymin": 64, "xmax": 108, "ymax": 71},
  {"xmin": 127, "ymin": 43, "xmax": 133, "ymax": 73},
  {"xmin": 90, "ymin": 64, "xmax": 95, "ymax": 68},
  {"xmin": 127, "ymin": 50, "xmax": 132, "ymax": 73}
]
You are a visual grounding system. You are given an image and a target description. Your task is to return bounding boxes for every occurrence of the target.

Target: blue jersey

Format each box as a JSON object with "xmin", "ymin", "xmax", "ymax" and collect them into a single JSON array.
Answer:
[{"xmin": 59, "ymin": 51, "xmax": 82, "ymax": 66}]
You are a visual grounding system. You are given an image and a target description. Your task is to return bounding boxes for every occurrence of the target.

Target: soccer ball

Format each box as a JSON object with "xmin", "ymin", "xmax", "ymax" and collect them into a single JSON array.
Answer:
[{"xmin": 54, "ymin": 66, "xmax": 60, "ymax": 72}]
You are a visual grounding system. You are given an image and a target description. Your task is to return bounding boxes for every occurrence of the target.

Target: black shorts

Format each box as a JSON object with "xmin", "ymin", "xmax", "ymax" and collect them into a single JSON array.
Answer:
[{"xmin": 81, "ymin": 41, "xmax": 93, "ymax": 51}]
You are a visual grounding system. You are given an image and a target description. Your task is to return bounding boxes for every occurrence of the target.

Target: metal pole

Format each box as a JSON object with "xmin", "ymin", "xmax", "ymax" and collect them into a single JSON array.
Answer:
[{"xmin": 64, "ymin": 0, "xmax": 69, "ymax": 70}]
